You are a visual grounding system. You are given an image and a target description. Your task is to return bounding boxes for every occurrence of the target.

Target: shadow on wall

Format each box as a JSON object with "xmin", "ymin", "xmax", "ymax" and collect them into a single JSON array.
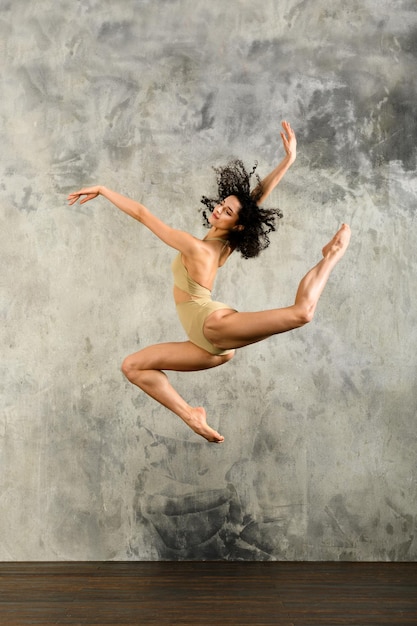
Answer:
[
  {"xmin": 128, "ymin": 421, "xmax": 417, "ymax": 561},
  {"xmin": 129, "ymin": 428, "xmax": 299, "ymax": 561},
  {"xmin": 133, "ymin": 482, "xmax": 293, "ymax": 561}
]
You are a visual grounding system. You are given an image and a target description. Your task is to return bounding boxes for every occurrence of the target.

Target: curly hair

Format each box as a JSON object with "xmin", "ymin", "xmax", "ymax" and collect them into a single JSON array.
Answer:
[{"xmin": 200, "ymin": 160, "xmax": 283, "ymax": 259}]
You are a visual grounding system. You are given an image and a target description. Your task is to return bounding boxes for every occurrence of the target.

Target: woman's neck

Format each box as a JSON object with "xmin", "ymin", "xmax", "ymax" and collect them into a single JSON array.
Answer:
[{"xmin": 204, "ymin": 226, "xmax": 230, "ymax": 241}]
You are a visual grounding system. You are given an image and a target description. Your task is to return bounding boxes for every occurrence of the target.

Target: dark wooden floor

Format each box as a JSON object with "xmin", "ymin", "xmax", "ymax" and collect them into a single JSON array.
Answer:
[{"xmin": 0, "ymin": 562, "xmax": 416, "ymax": 625}]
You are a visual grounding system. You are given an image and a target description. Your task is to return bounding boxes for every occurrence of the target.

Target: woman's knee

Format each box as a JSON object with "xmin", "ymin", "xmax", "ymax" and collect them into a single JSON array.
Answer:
[{"xmin": 121, "ymin": 354, "xmax": 140, "ymax": 381}]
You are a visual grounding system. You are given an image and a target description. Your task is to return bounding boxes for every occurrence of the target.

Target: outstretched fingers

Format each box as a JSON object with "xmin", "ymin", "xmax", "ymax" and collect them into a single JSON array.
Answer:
[
  {"xmin": 280, "ymin": 120, "xmax": 297, "ymax": 159},
  {"xmin": 67, "ymin": 187, "xmax": 100, "ymax": 205}
]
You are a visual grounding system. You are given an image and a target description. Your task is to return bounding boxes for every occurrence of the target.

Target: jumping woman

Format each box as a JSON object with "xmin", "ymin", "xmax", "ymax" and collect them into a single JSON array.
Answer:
[{"xmin": 68, "ymin": 121, "xmax": 350, "ymax": 443}]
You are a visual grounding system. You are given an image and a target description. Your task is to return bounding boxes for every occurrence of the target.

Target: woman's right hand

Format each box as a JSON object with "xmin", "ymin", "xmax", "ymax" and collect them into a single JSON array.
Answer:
[{"xmin": 67, "ymin": 186, "xmax": 101, "ymax": 206}]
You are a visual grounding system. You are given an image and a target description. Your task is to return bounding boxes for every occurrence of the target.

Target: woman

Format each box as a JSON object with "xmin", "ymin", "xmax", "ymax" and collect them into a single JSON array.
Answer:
[{"xmin": 68, "ymin": 122, "xmax": 350, "ymax": 443}]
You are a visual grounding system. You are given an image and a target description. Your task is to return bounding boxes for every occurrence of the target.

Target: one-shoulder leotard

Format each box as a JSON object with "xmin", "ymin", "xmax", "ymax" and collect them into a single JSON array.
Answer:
[{"xmin": 171, "ymin": 246, "xmax": 235, "ymax": 356}]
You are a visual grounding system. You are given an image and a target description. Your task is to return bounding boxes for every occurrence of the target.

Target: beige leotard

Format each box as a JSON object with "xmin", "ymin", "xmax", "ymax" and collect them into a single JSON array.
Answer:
[{"xmin": 171, "ymin": 245, "xmax": 235, "ymax": 356}]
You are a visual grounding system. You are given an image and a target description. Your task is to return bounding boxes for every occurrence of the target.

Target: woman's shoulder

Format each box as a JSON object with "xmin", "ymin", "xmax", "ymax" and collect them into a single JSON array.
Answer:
[{"xmin": 184, "ymin": 236, "xmax": 232, "ymax": 268}]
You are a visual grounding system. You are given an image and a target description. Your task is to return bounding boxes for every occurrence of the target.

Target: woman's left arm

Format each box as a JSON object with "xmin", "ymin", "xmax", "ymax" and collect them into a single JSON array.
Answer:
[{"xmin": 252, "ymin": 120, "xmax": 297, "ymax": 205}]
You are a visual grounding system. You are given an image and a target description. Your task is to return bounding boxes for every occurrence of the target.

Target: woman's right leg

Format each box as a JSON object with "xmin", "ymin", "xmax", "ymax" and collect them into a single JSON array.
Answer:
[{"xmin": 121, "ymin": 341, "xmax": 234, "ymax": 443}]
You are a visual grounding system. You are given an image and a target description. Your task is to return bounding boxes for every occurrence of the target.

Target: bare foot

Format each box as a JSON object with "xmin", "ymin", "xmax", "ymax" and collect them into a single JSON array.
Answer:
[
  {"xmin": 322, "ymin": 223, "xmax": 351, "ymax": 259},
  {"xmin": 183, "ymin": 407, "xmax": 224, "ymax": 443}
]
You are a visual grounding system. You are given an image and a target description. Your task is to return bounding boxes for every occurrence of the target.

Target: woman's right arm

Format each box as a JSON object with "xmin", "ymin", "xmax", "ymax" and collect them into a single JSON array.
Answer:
[
  {"xmin": 68, "ymin": 186, "xmax": 198, "ymax": 254},
  {"xmin": 251, "ymin": 121, "xmax": 297, "ymax": 205}
]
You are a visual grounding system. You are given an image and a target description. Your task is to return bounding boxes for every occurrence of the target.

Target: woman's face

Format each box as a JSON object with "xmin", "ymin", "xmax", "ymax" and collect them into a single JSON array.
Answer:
[{"xmin": 209, "ymin": 195, "xmax": 242, "ymax": 231}]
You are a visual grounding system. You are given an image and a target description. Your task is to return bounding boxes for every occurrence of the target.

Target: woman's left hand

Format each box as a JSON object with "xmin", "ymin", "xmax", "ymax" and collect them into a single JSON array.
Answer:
[{"xmin": 280, "ymin": 121, "xmax": 297, "ymax": 162}]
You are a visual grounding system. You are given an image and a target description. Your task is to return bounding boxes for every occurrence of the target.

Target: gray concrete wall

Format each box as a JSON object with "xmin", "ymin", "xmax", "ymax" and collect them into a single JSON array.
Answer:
[{"xmin": 1, "ymin": 0, "xmax": 416, "ymax": 560}]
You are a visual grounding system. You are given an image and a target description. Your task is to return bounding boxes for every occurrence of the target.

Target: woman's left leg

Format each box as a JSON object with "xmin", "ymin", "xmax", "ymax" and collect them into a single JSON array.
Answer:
[{"xmin": 121, "ymin": 341, "xmax": 234, "ymax": 443}]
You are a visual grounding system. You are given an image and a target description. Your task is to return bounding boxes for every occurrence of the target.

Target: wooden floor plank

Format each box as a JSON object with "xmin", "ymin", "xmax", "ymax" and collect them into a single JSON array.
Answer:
[{"xmin": 0, "ymin": 562, "xmax": 415, "ymax": 625}]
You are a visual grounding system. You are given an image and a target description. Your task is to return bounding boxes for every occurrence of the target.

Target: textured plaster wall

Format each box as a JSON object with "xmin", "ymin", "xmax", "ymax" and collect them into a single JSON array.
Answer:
[{"xmin": 1, "ymin": 0, "xmax": 416, "ymax": 560}]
